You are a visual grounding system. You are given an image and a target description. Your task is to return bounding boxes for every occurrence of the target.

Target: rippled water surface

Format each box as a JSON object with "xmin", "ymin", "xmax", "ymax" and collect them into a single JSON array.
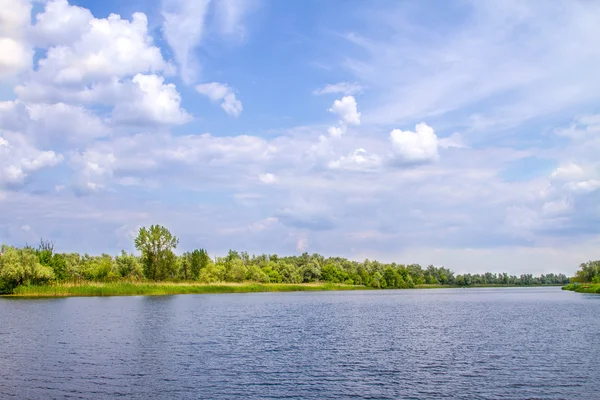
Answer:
[{"xmin": 1, "ymin": 287, "xmax": 599, "ymax": 399}]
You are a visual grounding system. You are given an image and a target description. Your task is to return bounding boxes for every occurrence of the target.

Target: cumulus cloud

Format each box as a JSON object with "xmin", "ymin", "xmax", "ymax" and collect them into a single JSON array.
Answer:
[
  {"xmin": 196, "ymin": 82, "xmax": 243, "ymax": 117},
  {"xmin": 313, "ymin": 82, "xmax": 364, "ymax": 96},
  {"xmin": 328, "ymin": 148, "xmax": 381, "ymax": 172},
  {"xmin": 112, "ymin": 74, "xmax": 191, "ymax": 125},
  {"xmin": 551, "ymin": 163, "xmax": 585, "ymax": 182},
  {"xmin": 8, "ymin": 2, "xmax": 189, "ymax": 129},
  {"xmin": 0, "ymin": 0, "xmax": 32, "ymax": 79},
  {"xmin": 30, "ymin": 0, "xmax": 93, "ymax": 47},
  {"xmin": 324, "ymin": 96, "xmax": 361, "ymax": 138},
  {"xmin": 26, "ymin": 5, "xmax": 169, "ymax": 87},
  {"xmin": 26, "ymin": 102, "xmax": 109, "ymax": 144},
  {"xmin": 329, "ymin": 96, "xmax": 361, "ymax": 126},
  {"xmin": 389, "ymin": 123, "xmax": 439, "ymax": 164},
  {"xmin": 327, "ymin": 126, "xmax": 344, "ymax": 138},
  {"xmin": 0, "ymin": 134, "xmax": 63, "ymax": 185}
]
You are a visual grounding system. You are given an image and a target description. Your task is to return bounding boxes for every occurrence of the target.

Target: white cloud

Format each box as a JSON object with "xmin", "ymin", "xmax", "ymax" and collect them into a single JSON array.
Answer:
[
  {"xmin": 2, "ymin": 0, "xmax": 600, "ymax": 278},
  {"xmin": 0, "ymin": 0, "xmax": 32, "ymax": 79},
  {"xmin": 27, "ymin": 102, "xmax": 109, "ymax": 143},
  {"xmin": 0, "ymin": 133, "xmax": 63, "ymax": 185},
  {"xmin": 162, "ymin": 0, "xmax": 212, "ymax": 83},
  {"xmin": 26, "ymin": 6, "xmax": 169, "ymax": 87},
  {"xmin": 196, "ymin": 82, "xmax": 243, "ymax": 117},
  {"xmin": 31, "ymin": 0, "xmax": 93, "ymax": 47},
  {"xmin": 389, "ymin": 123, "xmax": 439, "ymax": 164},
  {"xmin": 329, "ymin": 96, "xmax": 361, "ymax": 126},
  {"xmin": 64, "ymin": 131, "xmax": 279, "ymax": 193},
  {"xmin": 313, "ymin": 82, "xmax": 364, "ymax": 96},
  {"xmin": 327, "ymin": 126, "xmax": 344, "ymax": 138},
  {"xmin": 565, "ymin": 180, "xmax": 600, "ymax": 194},
  {"xmin": 0, "ymin": 100, "xmax": 108, "ymax": 147},
  {"xmin": 71, "ymin": 149, "xmax": 117, "ymax": 192},
  {"xmin": 13, "ymin": 2, "xmax": 182, "ymax": 130},
  {"xmin": 258, "ymin": 173, "xmax": 278, "ymax": 184},
  {"xmin": 551, "ymin": 162, "xmax": 585, "ymax": 182},
  {"xmin": 112, "ymin": 74, "xmax": 191, "ymax": 125},
  {"xmin": 328, "ymin": 148, "xmax": 381, "ymax": 172}
]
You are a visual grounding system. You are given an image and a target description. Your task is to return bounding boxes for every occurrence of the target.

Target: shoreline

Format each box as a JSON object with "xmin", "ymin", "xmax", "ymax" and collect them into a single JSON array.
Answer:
[
  {"xmin": 1, "ymin": 282, "xmax": 565, "ymax": 298},
  {"xmin": 562, "ymin": 283, "xmax": 600, "ymax": 294}
]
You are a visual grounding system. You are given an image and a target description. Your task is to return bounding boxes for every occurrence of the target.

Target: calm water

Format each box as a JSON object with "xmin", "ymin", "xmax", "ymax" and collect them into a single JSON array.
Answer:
[{"xmin": 1, "ymin": 287, "xmax": 599, "ymax": 399}]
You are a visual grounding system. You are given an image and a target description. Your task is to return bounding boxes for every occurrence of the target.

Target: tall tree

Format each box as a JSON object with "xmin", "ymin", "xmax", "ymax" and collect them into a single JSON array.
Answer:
[
  {"xmin": 134, "ymin": 225, "xmax": 179, "ymax": 280},
  {"xmin": 190, "ymin": 249, "xmax": 210, "ymax": 280}
]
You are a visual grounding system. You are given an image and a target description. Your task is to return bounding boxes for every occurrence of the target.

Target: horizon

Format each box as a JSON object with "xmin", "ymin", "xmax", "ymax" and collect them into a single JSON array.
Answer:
[{"xmin": 1, "ymin": 0, "xmax": 600, "ymax": 277}]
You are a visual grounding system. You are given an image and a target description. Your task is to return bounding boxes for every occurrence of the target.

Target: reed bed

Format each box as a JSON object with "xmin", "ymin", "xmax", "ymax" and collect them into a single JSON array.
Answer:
[{"xmin": 8, "ymin": 281, "xmax": 367, "ymax": 297}]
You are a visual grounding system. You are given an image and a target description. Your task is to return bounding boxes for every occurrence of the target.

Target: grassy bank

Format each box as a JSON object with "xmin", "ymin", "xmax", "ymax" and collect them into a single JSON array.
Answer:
[
  {"xmin": 562, "ymin": 283, "xmax": 600, "ymax": 294},
  {"xmin": 3, "ymin": 282, "xmax": 569, "ymax": 297},
  {"xmin": 5, "ymin": 281, "xmax": 368, "ymax": 297}
]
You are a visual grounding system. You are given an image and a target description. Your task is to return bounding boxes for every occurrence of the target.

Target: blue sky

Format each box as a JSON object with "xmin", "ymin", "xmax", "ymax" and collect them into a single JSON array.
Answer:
[{"xmin": 1, "ymin": 0, "xmax": 600, "ymax": 275}]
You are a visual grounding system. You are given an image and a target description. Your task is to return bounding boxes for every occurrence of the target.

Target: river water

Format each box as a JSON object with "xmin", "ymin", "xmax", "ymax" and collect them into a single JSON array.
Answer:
[{"xmin": 0, "ymin": 287, "xmax": 599, "ymax": 399}]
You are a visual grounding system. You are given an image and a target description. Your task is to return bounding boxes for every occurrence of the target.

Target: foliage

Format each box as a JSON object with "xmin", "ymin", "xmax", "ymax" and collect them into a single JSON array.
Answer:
[
  {"xmin": 562, "ymin": 283, "xmax": 600, "ymax": 294},
  {"xmin": 0, "ymin": 245, "xmax": 55, "ymax": 292},
  {"xmin": 0, "ymin": 224, "xmax": 574, "ymax": 294},
  {"xmin": 134, "ymin": 225, "xmax": 179, "ymax": 280},
  {"xmin": 571, "ymin": 261, "xmax": 600, "ymax": 283}
]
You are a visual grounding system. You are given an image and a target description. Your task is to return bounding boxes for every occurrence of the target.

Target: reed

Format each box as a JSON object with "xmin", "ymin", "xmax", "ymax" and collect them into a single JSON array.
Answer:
[{"xmin": 8, "ymin": 281, "xmax": 368, "ymax": 297}]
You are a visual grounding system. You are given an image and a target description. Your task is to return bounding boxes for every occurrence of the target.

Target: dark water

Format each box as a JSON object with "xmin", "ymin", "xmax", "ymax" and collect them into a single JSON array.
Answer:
[{"xmin": 1, "ymin": 287, "xmax": 599, "ymax": 399}]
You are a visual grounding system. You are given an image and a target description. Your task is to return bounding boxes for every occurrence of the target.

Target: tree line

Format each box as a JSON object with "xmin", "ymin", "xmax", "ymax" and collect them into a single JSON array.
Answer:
[
  {"xmin": 571, "ymin": 260, "xmax": 600, "ymax": 283},
  {"xmin": 0, "ymin": 224, "xmax": 571, "ymax": 293}
]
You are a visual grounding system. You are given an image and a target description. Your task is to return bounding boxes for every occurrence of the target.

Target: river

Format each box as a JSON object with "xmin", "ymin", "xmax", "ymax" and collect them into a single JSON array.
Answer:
[{"xmin": 1, "ymin": 287, "xmax": 598, "ymax": 399}]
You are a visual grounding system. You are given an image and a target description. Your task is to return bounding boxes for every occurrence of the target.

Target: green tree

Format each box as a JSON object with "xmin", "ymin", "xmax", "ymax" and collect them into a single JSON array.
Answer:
[
  {"xmin": 0, "ymin": 246, "xmax": 55, "ymax": 293},
  {"xmin": 190, "ymin": 249, "xmax": 210, "ymax": 280},
  {"xmin": 247, "ymin": 265, "xmax": 269, "ymax": 282},
  {"xmin": 134, "ymin": 225, "xmax": 179, "ymax": 280},
  {"xmin": 226, "ymin": 258, "xmax": 247, "ymax": 282},
  {"xmin": 115, "ymin": 251, "xmax": 143, "ymax": 279}
]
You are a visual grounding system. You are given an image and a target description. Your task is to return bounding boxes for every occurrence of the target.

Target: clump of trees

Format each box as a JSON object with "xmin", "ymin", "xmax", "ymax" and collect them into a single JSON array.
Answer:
[
  {"xmin": 0, "ymin": 225, "xmax": 571, "ymax": 293},
  {"xmin": 571, "ymin": 261, "xmax": 600, "ymax": 283}
]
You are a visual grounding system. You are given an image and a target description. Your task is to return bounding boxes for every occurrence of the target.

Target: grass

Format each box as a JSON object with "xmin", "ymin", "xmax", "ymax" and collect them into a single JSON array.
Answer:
[
  {"xmin": 3, "ymin": 281, "xmax": 569, "ymax": 297},
  {"xmin": 562, "ymin": 283, "xmax": 600, "ymax": 294},
  {"xmin": 6, "ymin": 281, "xmax": 369, "ymax": 297}
]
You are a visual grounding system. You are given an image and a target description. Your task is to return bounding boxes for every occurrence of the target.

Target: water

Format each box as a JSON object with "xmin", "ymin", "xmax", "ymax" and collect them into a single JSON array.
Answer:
[{"xmin": 1, "ymin": 287, "xmax": 599, "ymax": 399}]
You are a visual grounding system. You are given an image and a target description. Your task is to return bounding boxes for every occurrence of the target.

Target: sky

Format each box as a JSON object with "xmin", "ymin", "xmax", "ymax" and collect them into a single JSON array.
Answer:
[{"xmin": 1, "ymin": 0, "xmax": 599, "ymax": 275}]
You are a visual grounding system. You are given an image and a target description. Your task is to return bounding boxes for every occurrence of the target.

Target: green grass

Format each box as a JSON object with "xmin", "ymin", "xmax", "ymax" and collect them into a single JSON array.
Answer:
[
  {"xmin": 4, "ymin": 281, "xmax": 568, "ymax": 297},
  {"xmin": 562, "ymin": 283, "xmax": 600, "ymax": 294},
  {"xmin": 6, "ymin": 281, "xmax": 369, "ymax": 297}
]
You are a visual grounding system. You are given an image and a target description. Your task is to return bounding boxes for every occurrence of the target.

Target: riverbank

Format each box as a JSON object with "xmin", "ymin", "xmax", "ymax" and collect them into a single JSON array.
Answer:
[
  {"xmin": 562, "ymin": 283, "xmax": 600, "ymax": 294},
  {"xmin": 1, "ymin": 281, "xmax": 567, "ymax": 297},
  {"xmin": 4, "ymin": 281, "xmax": 369, "ymax": 297}
]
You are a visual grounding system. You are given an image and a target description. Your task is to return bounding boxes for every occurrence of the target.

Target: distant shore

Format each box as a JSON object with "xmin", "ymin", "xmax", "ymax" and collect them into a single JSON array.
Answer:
[
  {"xmin": 562, "ymin": 283, "xmax": 600, "ymax": 294},
  {"xmin": 1, "ymin": 281, "xmax": 567, "ymax": 298}
]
